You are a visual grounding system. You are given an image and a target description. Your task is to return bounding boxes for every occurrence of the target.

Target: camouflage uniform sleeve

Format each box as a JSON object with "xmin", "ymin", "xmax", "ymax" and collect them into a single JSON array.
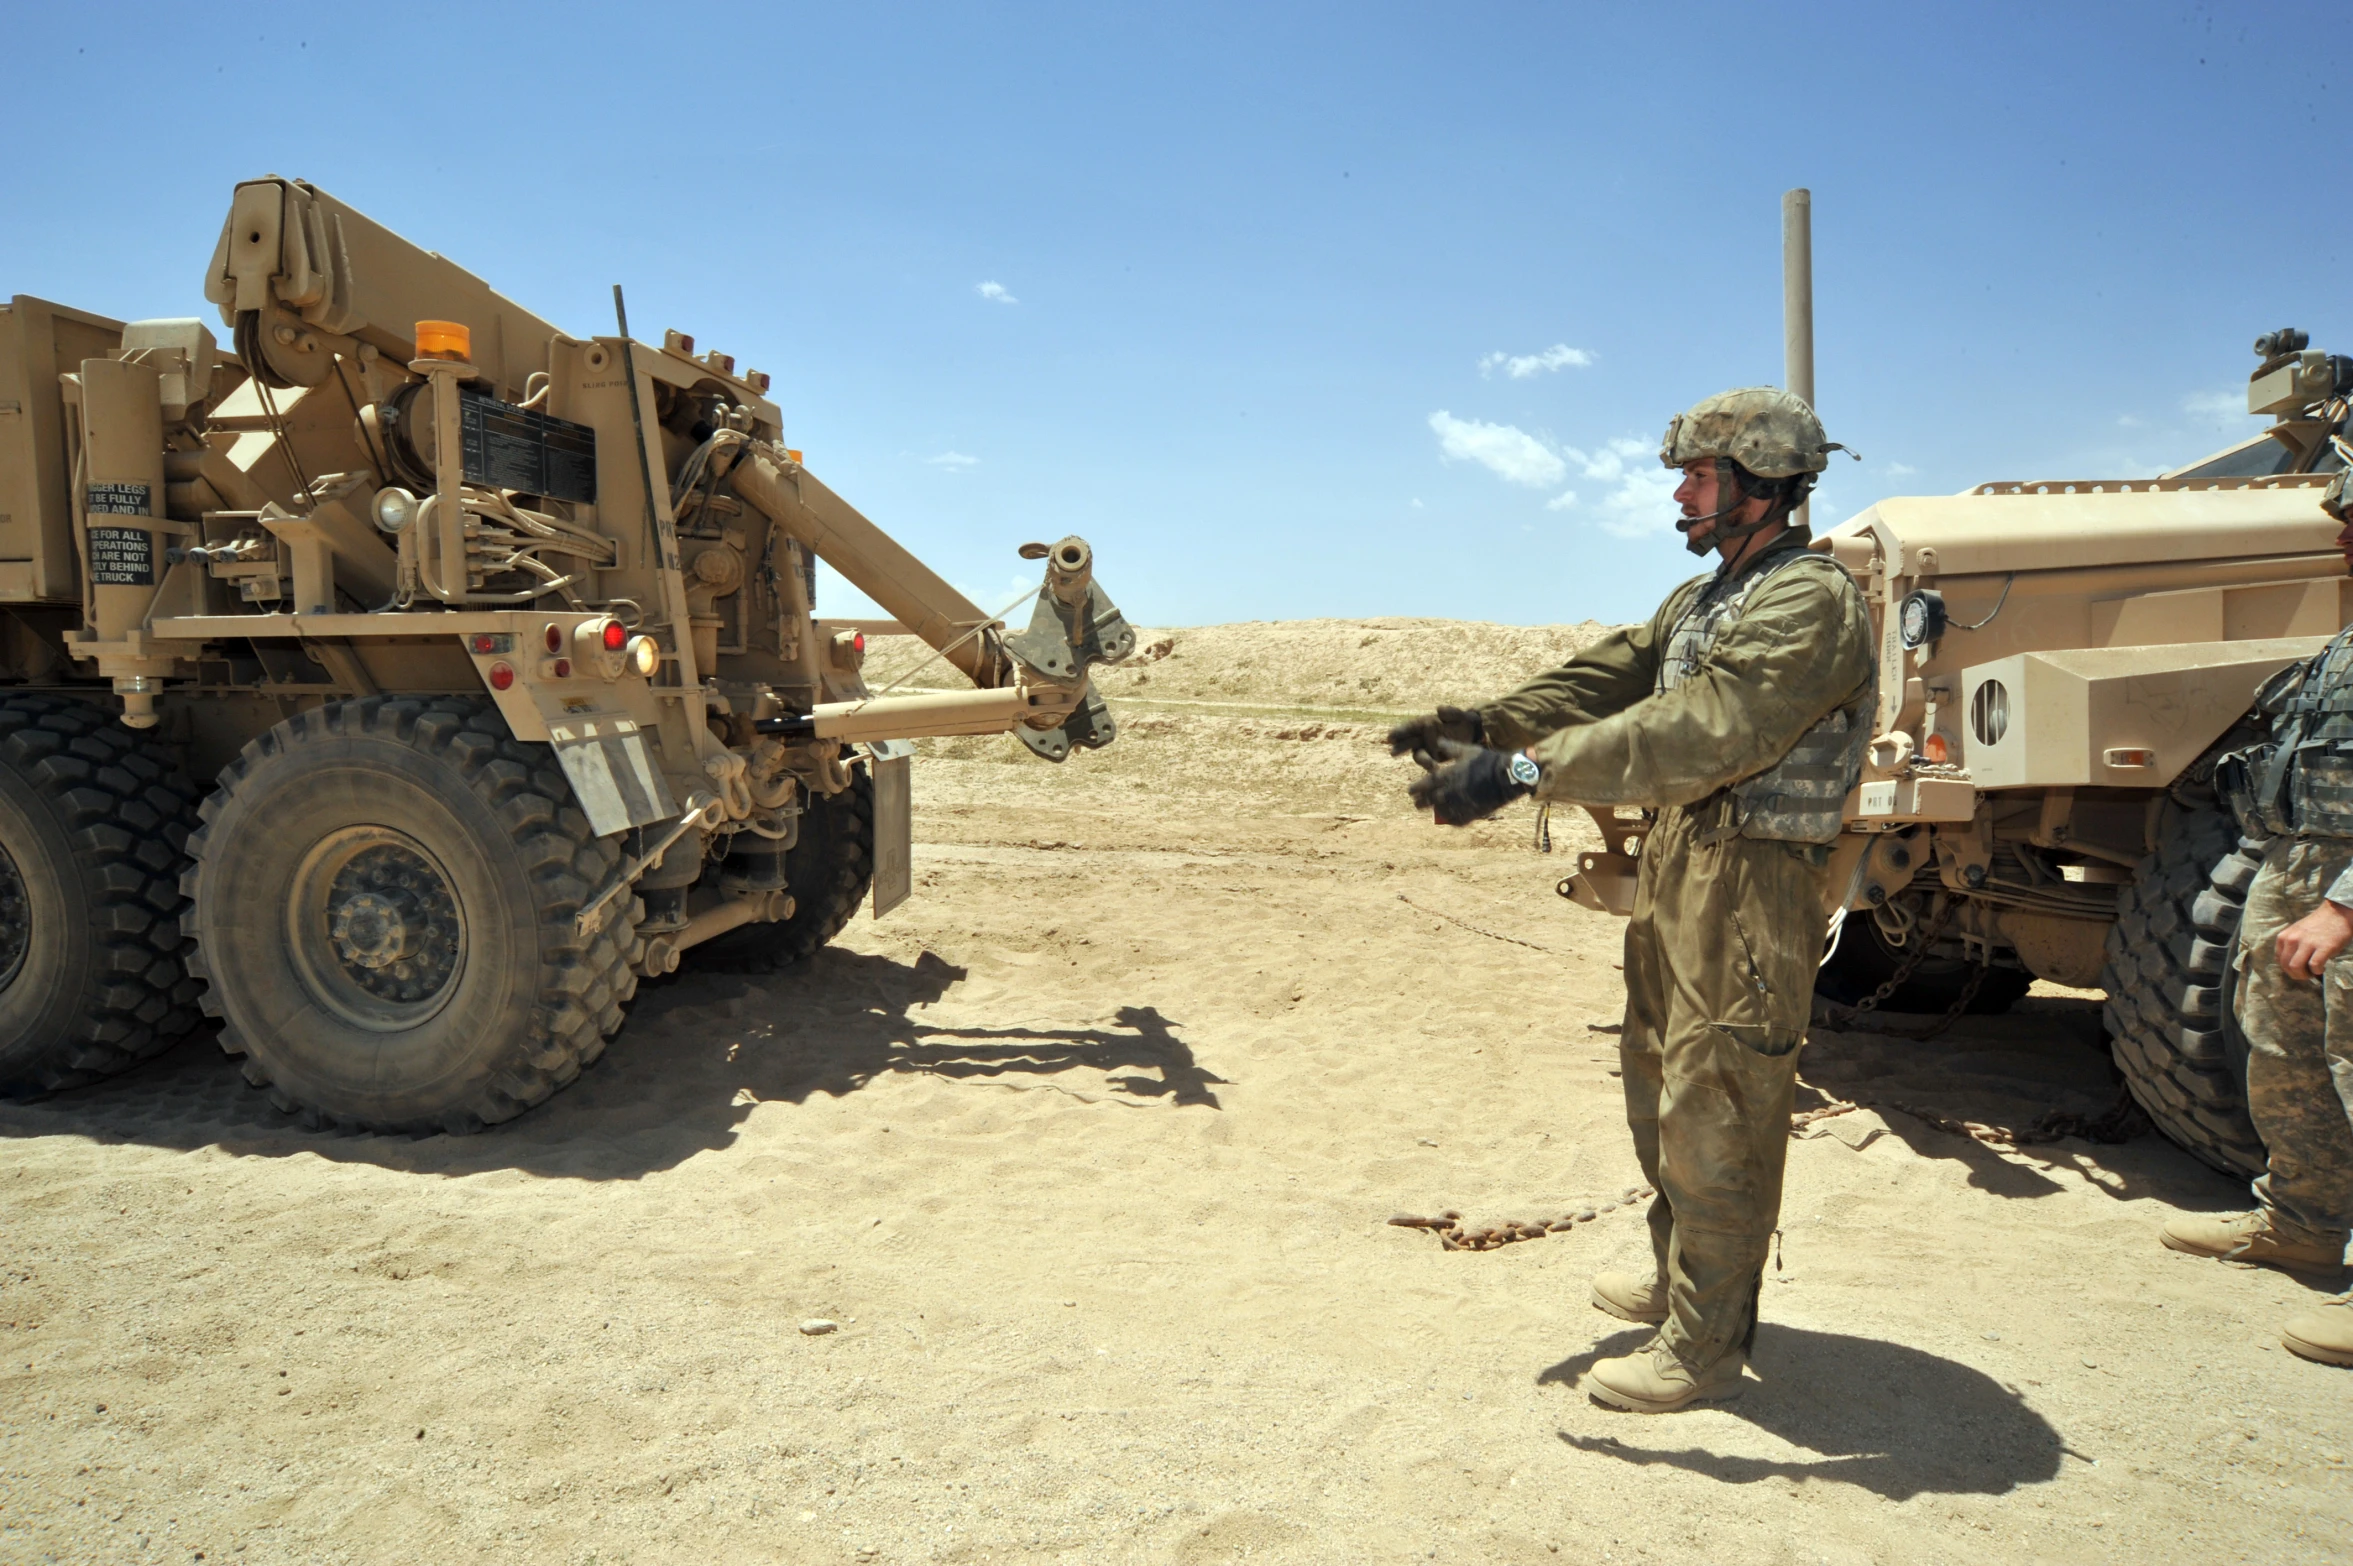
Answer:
[
  {"xmin": 1477, "ymin": 584, "xmax": 1699, "ymax": 751},
  {"xmin": 2328, "ymin": 865, "xmax": 2353, "ymax": 908},
  {"xmin": 1521, "ymin": 565, "xmax": 1875, "ymax": 808}
]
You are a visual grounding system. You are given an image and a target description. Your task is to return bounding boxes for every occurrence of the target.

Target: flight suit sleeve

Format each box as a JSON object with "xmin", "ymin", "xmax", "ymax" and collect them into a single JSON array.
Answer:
[
  {"xmin": 1522, "ymin": 566, "xmax": 1874, "ymax": 808},
  {"xmin": 1477, "ymin": 587, "xmax": 1695, "ymax": 751}
]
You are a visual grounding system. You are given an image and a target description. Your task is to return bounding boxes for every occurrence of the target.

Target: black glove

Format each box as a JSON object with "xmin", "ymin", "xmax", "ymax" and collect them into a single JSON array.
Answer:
[
  {"xmin": 1387, "ymin": 705, "xmax": 1485, "ymax": 769},
  {"xmin": 1407, "ymin": 740, "xmax": 1535, "ymax": 826}
]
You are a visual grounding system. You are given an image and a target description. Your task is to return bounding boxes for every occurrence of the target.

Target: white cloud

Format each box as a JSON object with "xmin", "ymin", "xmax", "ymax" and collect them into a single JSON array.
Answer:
[
  {"xmin": 2181, "ymin": 387, "xmax": 2250, "ymax": 428},
  {"xmin": 925, "ymin": 451, "xmax": 978, "ymax": 470},
  {"xmin": 1425, "ymin": 412, "xmax": 1696, "ymax": 536},
  {"xmin": 1478, "ymin": 343, "xmax": 1594, "ymax": 379},
  {"xmin": 1428, "ymin": 415, "xmax": 1681, "ymax": 535},
  {"xmin": 1560, "ymin": 436, "xmax": 1678, "ymax": 538},
  {"xmin": 1885, "ymin": 461, "xmax": 1918, "ymax": 476},
  {"xmin": 1428, "ymin": 410, "xmax": 1566, "ymax": 487},
  {"xmin": 975, "ymin": 281, "xmax": 1018, "ymax": 304}
]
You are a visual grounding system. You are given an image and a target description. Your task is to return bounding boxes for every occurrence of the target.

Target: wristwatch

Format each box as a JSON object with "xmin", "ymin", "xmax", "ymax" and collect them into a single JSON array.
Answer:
[{"xmin": 1507, "ymin": 751, "xmax": 1541, "ymax": 788}]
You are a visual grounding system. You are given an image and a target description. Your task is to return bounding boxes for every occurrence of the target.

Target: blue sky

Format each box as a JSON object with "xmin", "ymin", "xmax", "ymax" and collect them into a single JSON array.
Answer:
[{"xmin": 6, "ymin": 2, "xmax": 2346, "ymax": 626}]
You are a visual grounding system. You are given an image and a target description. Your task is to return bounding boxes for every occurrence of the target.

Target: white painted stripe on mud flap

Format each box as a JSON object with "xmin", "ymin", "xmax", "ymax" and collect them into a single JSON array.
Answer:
[
  {"xmin": 617, "ymin": 732, "xmax": 677, "ymax": 819},
  {"xmin": 556, "ymin": 740, "xmax": 634, "ymax": 837}
]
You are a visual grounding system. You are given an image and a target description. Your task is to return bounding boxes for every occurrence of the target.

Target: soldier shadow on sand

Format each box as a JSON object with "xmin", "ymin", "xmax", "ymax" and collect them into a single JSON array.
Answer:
[
  {"xmin": 1797, "ymin": 996, "xmax": 2245, "ymax": 1210},
  {"xmin": 0, "ymin": 947, "xmax": 1224, "ymax": 1182},
  {"xmin": 1539, "ymin": 1325, "xmax": 2084, "ymax": 1500}
]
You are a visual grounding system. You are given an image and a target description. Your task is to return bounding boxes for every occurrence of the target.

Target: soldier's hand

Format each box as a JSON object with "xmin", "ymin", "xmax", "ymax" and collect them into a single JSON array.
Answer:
[
  {"xmin": 2276, "ymin": 899, "xmax": 2353, "ymax": 982},
  {"xmin": 1407, "ymin": 741, "xmax": 1534, "ymax": 827},
  {"xmin": 1387, "ymin": 705, "xmax": 1485, "ymax": 769}
]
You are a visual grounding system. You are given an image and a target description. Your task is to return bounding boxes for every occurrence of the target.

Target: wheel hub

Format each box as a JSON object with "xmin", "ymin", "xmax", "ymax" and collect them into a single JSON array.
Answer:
[
  {"xmin": 0, "ymin": 841, "xmax": 28, "ymax": 991},
  {"xmin": 330, "ymin": 890, "xmax": 410, "ymax": 969},
  {"xmin": 289, "ymin": 829, "xmax": 466, "ymax": 1028}
]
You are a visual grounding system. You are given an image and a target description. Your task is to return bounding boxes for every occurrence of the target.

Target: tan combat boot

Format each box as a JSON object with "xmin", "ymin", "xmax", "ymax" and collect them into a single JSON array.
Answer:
[
  {"xmin": 1590, "ymin": 1270, "xmax": 1669, "ymax": 1324},
  {"xmin": 2161, "ymin": 1211, "xmax": 2347, "ymax": 1276},
  {"xmin": 2282, "ymin": 1299, "xmax": 2353, "ymax": 1368},
  {"xmin": 1585, "ymin": 1338, "xmax": 1746, "ymax": 1413}
]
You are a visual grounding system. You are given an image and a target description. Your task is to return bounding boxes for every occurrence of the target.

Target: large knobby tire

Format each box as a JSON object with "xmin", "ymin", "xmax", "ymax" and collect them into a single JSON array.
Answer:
[
  {"xmin": 1817, "ymin": 900, "xmax": 2033, "ymax": 1016},
  {"xmin": 2101, "ymin": 803, "xmax": 2266, "ymax": 1178},
  {"xmin": 0, "ymin": 696, "xmax": 203, "ymax": 1096},
  {"xmin": 183, "ymin": 697, "xmax": 640, "ymax": 1134},
  {"xmin": 693, "ymin": 764, "xmax": 875, "ymax": 974}
]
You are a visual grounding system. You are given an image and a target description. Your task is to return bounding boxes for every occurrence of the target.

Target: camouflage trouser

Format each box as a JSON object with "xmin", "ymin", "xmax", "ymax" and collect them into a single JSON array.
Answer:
[
  {"xmin": 2236, "ymin": 837, "xmax": 2353, "ymax": 1249},
  {"xmin": 1620, "ymin": 803, "xmax": 1827, "ymax": 1369}
]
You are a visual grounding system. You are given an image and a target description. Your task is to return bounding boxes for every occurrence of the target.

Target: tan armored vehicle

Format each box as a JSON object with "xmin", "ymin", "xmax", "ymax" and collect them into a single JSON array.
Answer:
[
  {"xmin": 1567, "ymin": 329, "xmax": 2353, "ymax": 1176},
  {"xmin": 0, "ymin": 176, "xmax": 1132, "ymax": 1132}
]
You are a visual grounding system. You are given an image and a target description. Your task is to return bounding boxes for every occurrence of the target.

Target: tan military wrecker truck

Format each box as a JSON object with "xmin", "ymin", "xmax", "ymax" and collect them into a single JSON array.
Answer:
[
  {"xmin": 1566, "ymin": 329, "xmax": 2353, "ymax": 1177},
  {"xmin": 0, "ymin": 176, "xmax": 1133, "ymax": 1132}
]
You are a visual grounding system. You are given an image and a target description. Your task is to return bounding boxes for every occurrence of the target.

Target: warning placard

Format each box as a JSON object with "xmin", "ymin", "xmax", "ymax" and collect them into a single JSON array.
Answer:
[
  {"xmin": 86, "ymin": 482, "xmax": 151, "ymax": 516},
  {"xmin": 88, "ymin": 527, "xmax": 155, "ymax": 586}
]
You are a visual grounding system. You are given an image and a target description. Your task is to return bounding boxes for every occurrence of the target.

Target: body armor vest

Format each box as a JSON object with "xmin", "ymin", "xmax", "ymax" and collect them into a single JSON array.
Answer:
[
  {"xmin": 1656, "ymin": 547, "xmax": 1873, "ymax": 845},
  {"xmin": 2231, "ymin": 624, "xmax": 2353, "ymax": 840}
]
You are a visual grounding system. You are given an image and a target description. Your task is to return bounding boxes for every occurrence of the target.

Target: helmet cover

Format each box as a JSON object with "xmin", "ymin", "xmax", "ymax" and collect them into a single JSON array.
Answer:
[{"xmin": 1659, "ymin": 387, "xmax": 1833, "ymax": 479}]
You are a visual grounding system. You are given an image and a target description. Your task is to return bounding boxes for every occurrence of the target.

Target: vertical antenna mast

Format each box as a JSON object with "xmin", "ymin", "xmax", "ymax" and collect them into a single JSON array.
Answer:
[{"xmin": 1782, "ymin": 188, "xmax": 1814, "ymax": 530}]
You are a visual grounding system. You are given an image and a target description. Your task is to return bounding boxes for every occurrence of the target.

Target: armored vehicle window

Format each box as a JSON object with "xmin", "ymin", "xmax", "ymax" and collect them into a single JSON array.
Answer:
[{"xmin": 2166, "ymin": 434, "xmax": 2304, "ymax": 479}]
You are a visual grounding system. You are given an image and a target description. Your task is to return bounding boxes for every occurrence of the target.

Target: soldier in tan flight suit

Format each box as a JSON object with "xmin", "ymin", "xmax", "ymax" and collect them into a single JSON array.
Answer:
[{"xmin": 1392, "ymin": 388, "xmax": 1874, "ymax": 1412}]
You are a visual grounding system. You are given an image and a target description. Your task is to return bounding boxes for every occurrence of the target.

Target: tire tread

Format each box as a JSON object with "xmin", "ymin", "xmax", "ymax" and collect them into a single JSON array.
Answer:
[
  {"xmin": 0, "ymin": 696, "xmax": 202, "ymax": 1096},
  {"xmin": 2100, "ymin": 805, "xmax": 2265, "ymax": 1178},
  {"xmin": 182, "ymin": 696, "xmax": 637, "ymax": 1134}
]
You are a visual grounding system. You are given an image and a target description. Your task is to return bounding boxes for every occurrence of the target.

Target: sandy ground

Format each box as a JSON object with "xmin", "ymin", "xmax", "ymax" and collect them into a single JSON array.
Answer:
[{"xmin": 4, "ymin": 618, "xmax": 2351, "ymax": 1565}]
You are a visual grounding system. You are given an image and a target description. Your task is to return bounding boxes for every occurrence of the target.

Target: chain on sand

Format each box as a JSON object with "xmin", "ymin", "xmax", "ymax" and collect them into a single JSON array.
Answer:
[
  {"xmin": 1389, "ymin": 1184, "xmax": 1657, "ymax": 1252},
  {"xmin": 1790, "ymin": 1085, "xmax": 2152, "ymax": 1150},
  {"xmin": 1393, "ymin": 893, "xmax": 1567, "ymax": 957},
  {"xmin": 1808, "ymin": 893, "xmax": 2153, "ymax": 1147}
]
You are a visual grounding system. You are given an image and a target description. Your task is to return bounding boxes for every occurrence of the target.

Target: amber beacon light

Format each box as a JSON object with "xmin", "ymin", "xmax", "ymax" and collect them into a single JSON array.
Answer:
[{"xmin": 413, "ymin": 319, "xmax": 472, "ymax": 361}]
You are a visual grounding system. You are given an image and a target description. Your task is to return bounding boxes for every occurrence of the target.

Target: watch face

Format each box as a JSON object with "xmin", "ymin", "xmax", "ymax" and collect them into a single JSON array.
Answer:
[{"xmin": 1509, "ymin": 753, "xmax": 1541, "ymax": 786}]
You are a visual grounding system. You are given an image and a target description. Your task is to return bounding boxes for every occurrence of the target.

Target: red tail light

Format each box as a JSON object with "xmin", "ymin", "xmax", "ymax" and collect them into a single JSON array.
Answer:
[
  {"xmin": 544, "ymin": 622, "xmax": 563, "ymax": 653},
  {"xmin": 602, "ymin": 620, "xmax": 627, "ymax": 652},
  {"xmin": 488, "ymin": 661, "xmax": 516, "ymax": 691}
]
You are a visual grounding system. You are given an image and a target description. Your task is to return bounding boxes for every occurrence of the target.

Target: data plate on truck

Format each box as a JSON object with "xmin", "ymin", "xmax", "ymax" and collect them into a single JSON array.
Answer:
[
  {"xmin": 547, "ymin": 715, "xmax": 677, "ymax": 836},
  {"xmin": 460, "ymin": 391, "xmax": 597, "ymax": 503}
]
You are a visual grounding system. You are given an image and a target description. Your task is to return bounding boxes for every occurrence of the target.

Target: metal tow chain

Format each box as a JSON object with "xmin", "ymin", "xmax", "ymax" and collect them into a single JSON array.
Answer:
[
  {"xmin": 1387, "ymin": 1184, "xmax": 1657, "ymax": 1251},
  {"xmin": 1815, "ymin": 894, "xmax": 1989, "ymax": 1042},
  {"xmin": 1394, "ymin": 892, "xmax": 1566, "ymax": 957},
  {"xmin": 1791, "ymin": 1085, "xmax": 2151, "ymax": 1149}
]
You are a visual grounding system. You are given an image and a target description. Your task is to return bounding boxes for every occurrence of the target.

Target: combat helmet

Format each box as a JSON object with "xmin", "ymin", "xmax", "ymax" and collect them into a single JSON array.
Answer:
[{"xmin": 1658, "ymin": 387, "xmax": 1846, "ymax": 555}]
